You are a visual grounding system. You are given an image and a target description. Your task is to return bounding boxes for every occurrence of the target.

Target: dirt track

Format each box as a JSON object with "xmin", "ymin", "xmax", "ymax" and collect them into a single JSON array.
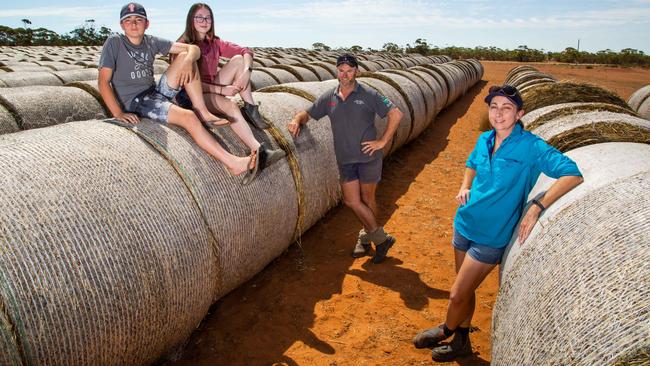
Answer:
[{"xmin": 168, "ymin": 61, "xmax": 650, "ymax": 366}]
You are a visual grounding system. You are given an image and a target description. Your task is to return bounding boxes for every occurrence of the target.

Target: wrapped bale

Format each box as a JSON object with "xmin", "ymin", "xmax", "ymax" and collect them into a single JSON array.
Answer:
[
  {"xmin": 627, "ymin": 84, "xmax": 650, "ymax": 111},
  {"xmin": 249, "ymin": 70, "xmax": 279, "ymax": 91},
  {"xmin": 0, "ymin": 72, "xmax": 63, "ymax": 87},
  {"xmin": 529, "ymin": 110, "xmax": 650, "ymax": 152},
  {"xmin": 0, "ymin": 65, "xmax": 55, "ymax": 73},
  {"xmin": 410, "ymin": 66, "xmax": 448, "ymax": 114},
  {"xmin": 0, "ymin": 121, "xmax": 218, "ymax": 365},
  {"xmin": 34, "ymin": 61, "xmax": 84, "ymax": 71},
  {"xmin": 0, "ymin": 103, "xmax": 19, "ymax": 134},
  {"xmin": 256, "ymin": 67, "xmax": 300, "ymax": 84},
  {"xmin": 270, "ymin": 65, "xmax": 319, "ymax": 82},
  {"xmin": 521, "ymin": 102, "xmax": 639, "ymax": 131},
  {"xmin": 0, "ymin": 86, "xmax": 106, "ymax": 131},
  {"xmin": 52, "ymin": 69, "xmax": 99, "ymax": 83},
  {"xmin": 494, "ymin": 142, "xmax": 650, "ymax": 366},
  {"xmin": 375, "ymin": 71, "xmax": 428, "ymax": 142}
]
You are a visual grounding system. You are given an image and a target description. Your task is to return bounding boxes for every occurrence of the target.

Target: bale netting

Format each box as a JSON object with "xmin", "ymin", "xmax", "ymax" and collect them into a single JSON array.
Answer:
[
  {"xmin": 506, "ymin": 71, "xmax": 555, "ymax": 89},
  {"xmin": 256, "ymin": 79, "xmax": 340, "ymax": 102},
  {"xmin": 493, "ymin": 142, "xmax": 650, "ymax": 365},
  {"xmin": 384, "ymin": 69, "xmax": 437, "ymax": 126},
  {"xmin": 520, "ymin": 81, "xmax": 632, "ymax": 113},
  {"xmin": 628, "ymin": 85, "xmax": 650, "ymax": 120},
  {"xmin": 51, "ymin": 69, "xmax": 99, "ymax": 84},
  {"xmin": 270, "ymin": 64, "xmax": 320, "ymax": 82},
  {"xmin": 0, "ymin": 72, "xmax": 64, "ymax": 87},
  {"xmin": 0, "ymin": 86, "xmax": 106, "ymax": 131},
  {"xmin": 375, "ymin": 71, "xmax": 428, "ymax": 142},
  {"xmin": 255, "ymin": 67, "xmax": 300, "ymax": 84},
  {"xmin": 529, "ymin": 111, "xmax": 650, "ymax": 152},
  {"xmin": 410, "ymin": 66, "xmax": 448, "ymax": 114},
  {"xmin": 249, "ymin": 69, "xmax": 279, "ymax": 91},
  {"xmin": 0, "ymin": 121, "xmax": 218, "ymax": 365},
  {"xmin": 521, "ymin": 102, "xmax": 640, "ymax": 131}
]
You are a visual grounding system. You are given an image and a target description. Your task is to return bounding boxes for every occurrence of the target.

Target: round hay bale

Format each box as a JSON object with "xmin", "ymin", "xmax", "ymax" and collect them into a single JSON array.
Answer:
[
  {"xmin": 299, "ymin": 64, "xmax": 333, "ymax": 81},
  {"xmin": 357, "ymin": 60, "xmax": 382, "ymax": 72},
  {"xmin": 419, "ymin": 64, "xmax": 459, "ymax": 107},
  {"xmin": 249, "ymin": 69, "xmax": 279, "ymax": 91},
  {"xmin": 0, "ymin": 103, "xmax": 19, "ymax": 134},
  {"xmin": 410, "ymin": 66, "xmax": 448, "ymax": 114},
  {"xmin": 530, "ymin": 111, "xmax": 650, "ymax": 151},
  {"xmin": 521, "ymin": 82, "xmax": 632, "ymax": 113},
  {"xmin": 309, "ymin": 61, "xmax": 337, "ymax": 78},
  {"xmin": 494, "ymin": 142, "xmax": 650, "ymax": 365},
  {"xmin": 0, "ymin": 72, "xmax": 63, "ymax": 87},
  {"xmin": 503, "ymin": 65, "xmax": 539, "ymax": 84},
  {"xmin": 378, "ymin": 70, "xmax": 430, "ymax": 140},
  {"xmin": 403, "ymin": 68, "xmax": 443, "ymax": 117},
  {"xmin": 270, "ymin": 65, "xmax": 319, "ymax": 82},
  {"xmin": 0, "ymin": 65, "xmax": 56, "ymax": 73},
  {"xmin": 627, "ymin": 85, "xmax": 650, "ymax": 112},
  {"xmin": 257, "ymin": 79, "xmax": 340, "ymax": 102},
  {"xmin": 517, "ymin": 78, "xmax": 555, "ymax": 93},
  {"xmin": 255, "ymin": 67, "xmax": 299, "ymax": 84},
  {"xmin": 0, "ymin": 121, "xmax": 217, "ymax": 365},
  {"xmin": 357, "ymin": 76, "xmax": 412, "ymax": 154},
  {"xmin": 35, "ymin": 61, "xmax": 85, "ymax": 71},
  {"xmin": 521, "ymin": 102, "xmax": 639, "ymax": 131},
  {"xmin": 254, "ymin": 57, "xmax": 276, "ymax": 67},
  {"xmin": 0, "ymin": 86, "xmax": 106, "ymax": 130},
  {"xmin": 637, "ymin": 95, "xmax": 650, "ymax": 120},
  {"xmin": 507, "ymin": 71, "xmax": 555, "ymax": 89},
  {"xmin": 52, "ymin": 69, "xmax": 99, "ymax": 83}
]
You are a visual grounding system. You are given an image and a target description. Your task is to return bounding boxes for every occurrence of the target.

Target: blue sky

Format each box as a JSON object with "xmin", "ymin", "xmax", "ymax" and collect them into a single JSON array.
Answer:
[{"xmin": 1, "ymin": 0, "xmax": 649, "ymax": 53}]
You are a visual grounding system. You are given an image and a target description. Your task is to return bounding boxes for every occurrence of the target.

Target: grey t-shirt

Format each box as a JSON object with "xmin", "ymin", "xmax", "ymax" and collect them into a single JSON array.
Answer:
[
  {"xmin": 99, "ymin": 34, "xmax": 173, "ymax": 111},
  {"xmin": 308, "ymin": 82, "xmax": 395, "ymax": 165}
]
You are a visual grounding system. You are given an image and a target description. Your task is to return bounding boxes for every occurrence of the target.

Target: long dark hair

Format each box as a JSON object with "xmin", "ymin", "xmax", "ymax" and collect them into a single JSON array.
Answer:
[{"xmin": 179, "ymin": 3, "xmax": 214, "ymax": 44}]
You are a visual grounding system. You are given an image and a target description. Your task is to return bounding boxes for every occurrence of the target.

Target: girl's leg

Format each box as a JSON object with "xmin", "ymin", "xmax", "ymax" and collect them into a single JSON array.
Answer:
[
  {"xmin": 166, "ymin": 104, "xmax": 254, "ymax": 176},
  {"xmin": 204, "ymin": 92, "xmax": 260, "ymax": 151},
  {"xmin": 445, "ymin": 254, "xmax": 496, "ymax": 330},
  {"xmin": 164, "ymin": 52, "xmax": 227, "ymax": 125},
  {"xmin": 214, "ymin": 55, "xmax": 255, "ymax": 104}
]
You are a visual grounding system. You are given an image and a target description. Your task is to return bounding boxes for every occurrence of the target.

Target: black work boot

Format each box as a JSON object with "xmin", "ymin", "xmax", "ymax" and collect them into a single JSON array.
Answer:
[
  {"xmin": 413, "ymin": 324, "xmax": 452, "ymax": 349},
  {"xmin": 258, "ymin": 143, "xmax": 286, "ymax": 170},
  {"xmin": 372, "ymin": 235, "xmax": 395, "ymax": 264},
  {"xmin": 431, "ymin": 330, "xmax": 472, "ymax": 362},
  {"xmin": 242, "ymin": 102, "xmax": 269, "ymax": 129}
]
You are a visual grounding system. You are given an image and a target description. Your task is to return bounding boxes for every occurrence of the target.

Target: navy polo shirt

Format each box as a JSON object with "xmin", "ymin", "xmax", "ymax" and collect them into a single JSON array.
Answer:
[
  {"xmin": 454, "ymin": 123, "xmax": 582, "ymax": 247},
  {"xmin": 308, "ymin": 82, "xmax": 395, "ymax": 165}
]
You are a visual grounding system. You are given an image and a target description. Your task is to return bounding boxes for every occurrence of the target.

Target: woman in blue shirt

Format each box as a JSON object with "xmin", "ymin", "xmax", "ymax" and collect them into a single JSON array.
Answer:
[{"xmin": 413, "ymin": 85, "xmax": 584, "ymax": 361}]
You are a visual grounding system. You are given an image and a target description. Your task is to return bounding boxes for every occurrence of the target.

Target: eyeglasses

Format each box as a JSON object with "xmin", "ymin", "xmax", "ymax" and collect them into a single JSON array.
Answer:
[
  {"xmin": 489, "ymin": 85, "xmax": 518, "ymax": 97},
  {"xmin": 193, "ymin": 16, "xmax": 212, "ymax": 23}
]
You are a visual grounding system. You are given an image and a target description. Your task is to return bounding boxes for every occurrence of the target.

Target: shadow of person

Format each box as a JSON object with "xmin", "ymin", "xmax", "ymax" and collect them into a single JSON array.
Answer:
[{"xmin": 346, "ymin": 258, "xmax": 449, "ymax": 310}]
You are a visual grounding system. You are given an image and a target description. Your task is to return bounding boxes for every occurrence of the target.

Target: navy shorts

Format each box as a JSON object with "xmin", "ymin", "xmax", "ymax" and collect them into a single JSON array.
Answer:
[
  {"xmin": 338, "ymin": 158, "xmax": 382, "ymax": 184},
  {"xmin": 131, "ymin": 73, "xmax": 179, "ymax": 123},
  {"xmin": 452, "ymin": 229, "xmax": 505, "ymax": 265}
]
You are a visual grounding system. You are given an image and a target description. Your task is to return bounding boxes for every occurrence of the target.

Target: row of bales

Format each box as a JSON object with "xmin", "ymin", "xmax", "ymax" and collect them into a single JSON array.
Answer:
[
  {"xmin": 492, "ymin": 66, "xmax": 650, "ymax": 365},
  {"xmin": 0, "ymin": 46, "xmax": 450, "ymax": 136},
  {"xmin": 0, "ymin": 45, "xmax": 483, "ymax": 365}
]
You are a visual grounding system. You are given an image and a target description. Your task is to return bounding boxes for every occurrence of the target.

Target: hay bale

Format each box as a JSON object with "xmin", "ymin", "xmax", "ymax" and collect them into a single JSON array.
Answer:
[
  {"xmin": 627, "ymin": 85, "xmax": 650, "ymax": 111},
  {"xmin": 494, "ymin": 142, "xmax": 650, "ymax": 365},
  {"xmin": 521, "ymin": 82, "xmax": 632, "ymax": 113},
  {"xmin": 637, "ymin": 95, "xmax": 650, "ymax": 120},
  {"xmin": 0, "ymin": 103, "xmax": 19, "ymax": 134},
  {"xmin": 376, "ymin": 70, "xmax": 429, "ymax": 141},
  {"xmin": 521, "ymin": 102, "xmax": 639, "ymax": 131},
  {"xmin": 410, "ymin": 66, "xmax": 448, "ymax": 114},
  {"xmin": 0, "ymin": 86, "xmax": 106, "ymax": 130},
  {"xmin": 298, "ymin": 64, "xmax": 333, "ymax": 81},
  {"xmin": 0, "ymin": 65, "xmax": 55, "ymax": 73},
  {"xmin": 52, "ymin": 69, "xmax": 99, "ymax": 83},
  {"xmin": 257, "ymin": 79, "xmax": 340, "ymax": 102},
  {"xmin": 0, "ymin": 72, "xmax": 63, "ymax": 87},
  {"xmin": 255, "ymin": 67, "xmax": 299, "ymax": 84},
  {"xmin": 0, "ymin": 121, "xmax": 217, "ymax": 365},
  {"xmin": 503, "ymin": 65, "xmax": 539, "ymax": 84},
  {"xmin": 308, "ymin": 61, "xmax": 337, "ymax": 78},
  {"xmin": 420, "ymin": 64, "xmax": 459, "ymax": 106},
  {"xmin": 35, "ymin": 61, "xmax": 85, "ymax": 71},
  {"xmin": 270, "ymin": 65, "xmax": 319, "ymax": 82},
  {"xmin": 517, "ymin": 78, "xmax": 555, "ymax": 93},
  {"xmin": 507, "ymin": 71, "xmax": 555, "ymax": 89},
  {"xmin": 530, "ymin": 110, "xmax": 650, "ymax": 151},
  {"xmin": 249, "ymin": 70, "xmax": 279, "ymax": 91}
]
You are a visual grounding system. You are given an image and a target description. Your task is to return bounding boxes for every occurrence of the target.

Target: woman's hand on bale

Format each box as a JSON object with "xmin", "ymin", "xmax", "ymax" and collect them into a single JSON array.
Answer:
[{"xmin": 517, "ymin": 205, "xmax": 542, "ymax": 244}]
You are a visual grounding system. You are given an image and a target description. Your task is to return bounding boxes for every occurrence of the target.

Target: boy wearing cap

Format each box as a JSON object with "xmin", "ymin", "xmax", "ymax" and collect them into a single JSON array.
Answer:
[
  {"xmin": 99, "ymin": 2, "xmax": 259, "ymax": 183},
  {"xmin": 288, "ymin": 53, "xmax": 403, "ymax": 264},
  {"xmin": 412, "ymin": 85, "xmax": 583, "ymax": 362}
]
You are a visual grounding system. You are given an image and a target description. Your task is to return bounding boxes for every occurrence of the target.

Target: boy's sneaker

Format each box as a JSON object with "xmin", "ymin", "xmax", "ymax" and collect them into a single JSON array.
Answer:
[
  {"xmin": 372, "ymin": 235, "xmax": 395, "ymax": 263},
  {"xmin": 431, "ymin": 333, "xmax": 472, "ymax": 362},
  {"xmin": 351, "ymin": 242, "xmax": 371, "ymax": 258},
  {"xmin": 242, "ymin": 102, "xmax": 269, "ymax": 129}
]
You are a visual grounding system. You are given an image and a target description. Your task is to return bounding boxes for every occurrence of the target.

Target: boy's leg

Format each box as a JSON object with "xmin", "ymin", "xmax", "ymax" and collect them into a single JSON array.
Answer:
[
  {"xmin": 164, "ymin": 52, "xmax": 226, "ymax": 126},
  {"xmin": 166, "ymin": 104, "xmax": 254, "ymax": 176}
]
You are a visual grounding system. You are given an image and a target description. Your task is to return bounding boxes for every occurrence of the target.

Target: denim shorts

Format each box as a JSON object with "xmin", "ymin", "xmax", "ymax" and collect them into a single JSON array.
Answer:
[
  {"xmin": 452, "ymin": 229, "xmax": 506, "ymax": 265},
  {"xmin": 132, "ymin": 73, "xmax": 179, "ymax": 123},
  {"xmin": 338, "ymin": 158, "xmax": 382, "ymax": 184}
]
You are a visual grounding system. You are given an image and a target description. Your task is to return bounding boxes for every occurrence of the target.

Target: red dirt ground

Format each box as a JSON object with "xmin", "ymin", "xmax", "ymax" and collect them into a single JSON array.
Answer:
[{"xmin": 167, "ymin": 61, "xmax": 650, "ymax": 366}]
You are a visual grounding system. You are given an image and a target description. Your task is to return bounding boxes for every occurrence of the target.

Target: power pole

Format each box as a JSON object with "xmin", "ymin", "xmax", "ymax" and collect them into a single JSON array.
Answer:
[{"xmin": 577, "ymin": 39, "xmax": 580, "ymax": 53}]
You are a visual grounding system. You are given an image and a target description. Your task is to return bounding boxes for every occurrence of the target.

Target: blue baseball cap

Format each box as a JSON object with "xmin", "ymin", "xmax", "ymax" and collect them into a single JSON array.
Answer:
[{"xmin": 485, "ymin": 85, "xmax": 524, "ymax": 109}]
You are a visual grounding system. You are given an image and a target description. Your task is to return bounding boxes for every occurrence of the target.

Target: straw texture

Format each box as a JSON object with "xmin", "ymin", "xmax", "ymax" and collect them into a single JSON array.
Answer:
[
  {"xmin": 521, "ymin": 81, "xmax": 632, "ymax": 113},
  {"xmin": 521, "ymin": 102, "xmax": 639, "ymax": 131},
  {"xmin": 0, "ymin": 72, "xmax": 63, "ymax": 87},
  {"xmin": 0, "ymin": 103, "xmax": 19, "ymax": 134},
  {"xmin": 493, "ymin": 143, "xmax": 650, "ymax": 365}
]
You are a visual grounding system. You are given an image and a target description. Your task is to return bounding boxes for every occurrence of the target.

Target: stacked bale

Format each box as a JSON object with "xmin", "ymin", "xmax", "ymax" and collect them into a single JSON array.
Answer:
[
  {"xmin": 491, "ymin": 66, "xmax": 650, "ymax": 365},
  {"xmin": 628, "ymin": 84, "xmax": 650, "ymax": 120},
  {"xmin": 0, "ymin": 55, "xmax": 483, "ymax": 365},
  {"xmin": 0, "ymin": 86, "xmax": 107, "ymax": 130}
]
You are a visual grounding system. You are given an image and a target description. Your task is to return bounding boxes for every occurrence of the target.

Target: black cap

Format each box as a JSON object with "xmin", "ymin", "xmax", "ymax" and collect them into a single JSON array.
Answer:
[
  {"xmin": 120, "ymin": 3, "xmax": 147, "ymax": 22},
  {"xmin": 484, "ymin": 84, "xmax": 524, "ymax": 109},
  {"xmin": 336, "ymin": 53, "xmax": 358, "ymax": 68}
]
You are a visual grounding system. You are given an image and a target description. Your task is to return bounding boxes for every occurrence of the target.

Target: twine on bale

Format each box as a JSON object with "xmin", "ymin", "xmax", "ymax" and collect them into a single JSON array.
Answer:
[
  {"xmin": 255, "ymin": 86, "xmax": 317, "ymax": 102},
  {"xmin": 521, "ymin": 81, "xmax": 633, "ymax": 113},
  {"xmin": 253, "ymin": 68, "xmax": 282, "ymax": 84}
]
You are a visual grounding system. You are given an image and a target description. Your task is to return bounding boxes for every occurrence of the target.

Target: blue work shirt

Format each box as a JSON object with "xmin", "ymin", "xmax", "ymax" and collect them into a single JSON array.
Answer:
[{"xmin": 454, "ymin": 123, "xmax": 582, "ymax": 248}]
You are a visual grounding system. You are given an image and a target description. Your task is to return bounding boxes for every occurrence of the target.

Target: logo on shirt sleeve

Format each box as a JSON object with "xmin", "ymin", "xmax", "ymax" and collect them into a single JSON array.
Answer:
[{"xmin": 382, "ymin": 96, "xmax": 393, "ymax": 108}]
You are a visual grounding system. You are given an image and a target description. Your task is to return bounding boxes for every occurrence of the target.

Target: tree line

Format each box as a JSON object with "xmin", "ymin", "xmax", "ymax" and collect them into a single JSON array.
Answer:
[
  {"xmin": 313, "ymin": 38, "xmax": 650, "ymax": 67},
  {"xmin": 0, "ymin": 20, "xmax": 113, "ymax": 46}
]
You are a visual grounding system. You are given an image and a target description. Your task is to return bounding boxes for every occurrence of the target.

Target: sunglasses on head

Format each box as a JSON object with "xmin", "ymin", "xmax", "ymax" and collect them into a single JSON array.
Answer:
[{"xmin": 489, "ymin": 85, "xmax": 518, "ymax": 97}]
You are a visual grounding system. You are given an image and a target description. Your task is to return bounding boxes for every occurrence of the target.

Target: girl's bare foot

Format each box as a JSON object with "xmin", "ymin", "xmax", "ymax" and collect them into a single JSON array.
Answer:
[{"xmin": 228, "ymin": 150, "xmax": 257, "ymax": 177}]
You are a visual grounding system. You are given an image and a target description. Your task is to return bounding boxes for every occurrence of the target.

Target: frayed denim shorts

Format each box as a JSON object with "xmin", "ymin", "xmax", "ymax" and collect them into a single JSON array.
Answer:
[
  {"xmin": 131, "ymin": 73, "xmax": 179, "ymax": 123},
  {"xmin": 452, "ymin": 229, "xmax": 506, "ymax": 265}
]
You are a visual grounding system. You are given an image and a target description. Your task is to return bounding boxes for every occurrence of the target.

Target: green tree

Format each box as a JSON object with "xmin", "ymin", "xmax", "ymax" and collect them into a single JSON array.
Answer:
[
  {"xmin": 382, "ymin": 42, "xmax": 402, "ymax": 53},
  {"xmin": 349, "ymin": 45, "xmax": 363, "ymax": 52},
  {"xmin": 312, "ymin": 42, "xmax": 331, "ymax": 51}
]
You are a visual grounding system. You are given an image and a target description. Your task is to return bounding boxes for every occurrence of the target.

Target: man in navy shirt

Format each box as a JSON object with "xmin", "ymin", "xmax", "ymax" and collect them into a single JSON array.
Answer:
[
  {"xmin": 288, "ymin": 54, "xmax": 403, "ymax": 263},
  {"xmin": 413, "ymin": 85, "xmax": 583, "ymax": 361}
]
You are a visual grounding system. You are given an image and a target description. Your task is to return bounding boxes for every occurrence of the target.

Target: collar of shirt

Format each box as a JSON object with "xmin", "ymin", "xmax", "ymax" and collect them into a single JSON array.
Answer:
[
  {"xmin": 487, "ymin": 121, "xmax": 524, "ymax": 156},
  {"xmin": 335, "ymin": 81, "xmax": 361, "ymax": 100}
]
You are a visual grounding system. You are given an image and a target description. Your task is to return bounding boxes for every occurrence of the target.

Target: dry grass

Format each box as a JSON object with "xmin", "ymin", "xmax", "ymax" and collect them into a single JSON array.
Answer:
[{"xmin": 521, "ymin": 81, "xmax": 632, "ymax": 113}]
